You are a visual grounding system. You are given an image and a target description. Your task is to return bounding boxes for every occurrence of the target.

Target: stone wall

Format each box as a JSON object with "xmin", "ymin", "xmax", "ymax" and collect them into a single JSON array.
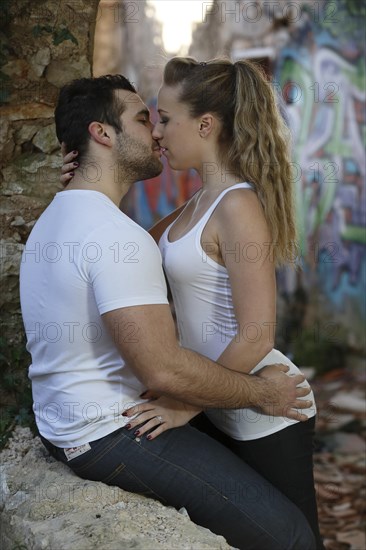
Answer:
[{"xmin": 0, "ymin": 0, "xmax": 99, "ymax": 348}]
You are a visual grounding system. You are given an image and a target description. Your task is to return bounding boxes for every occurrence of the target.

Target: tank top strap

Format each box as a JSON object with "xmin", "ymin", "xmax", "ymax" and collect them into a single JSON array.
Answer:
[
  {"xmin": 196, "ymin": 182, "xmax": 253, "ymax": 232},
  {"xmin": 160, "ymin": 182, "xmax": 253, "ymax": 247}
]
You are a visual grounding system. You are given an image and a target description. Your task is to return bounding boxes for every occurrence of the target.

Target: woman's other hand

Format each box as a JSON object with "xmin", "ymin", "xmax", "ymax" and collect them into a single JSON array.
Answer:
[{"xmin": 60, "ymin": 143, "xmax": 78, "ymax": 186}]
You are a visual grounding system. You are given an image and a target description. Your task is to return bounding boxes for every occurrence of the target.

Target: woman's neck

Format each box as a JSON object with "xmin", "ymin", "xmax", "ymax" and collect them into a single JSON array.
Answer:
[{"xmin": 196, "ymin": 158, "xmax": 243, "ymax": 194}]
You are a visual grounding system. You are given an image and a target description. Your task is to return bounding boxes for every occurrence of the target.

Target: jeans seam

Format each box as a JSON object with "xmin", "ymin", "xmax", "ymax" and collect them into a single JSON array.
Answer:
[
  {"xmin": 68, "ymin": 430, "xmax": 167, "ymax": 502},
  {"xmin": 102, "ymin": 462, "xmax": 126, "ymax": 484},
  {"xmin": 71, "ymin": 435, "xmax": 123, "ymax": 473}
]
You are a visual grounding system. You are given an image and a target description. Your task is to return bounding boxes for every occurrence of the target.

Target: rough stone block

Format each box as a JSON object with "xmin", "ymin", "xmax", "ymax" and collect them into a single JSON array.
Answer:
[{"xmin": 0, "ymin": 428, "xmax": 233, "ymax": 550}]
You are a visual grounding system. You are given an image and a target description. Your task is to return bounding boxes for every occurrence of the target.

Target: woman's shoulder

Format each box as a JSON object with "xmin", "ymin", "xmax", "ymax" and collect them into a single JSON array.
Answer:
[
  {"xmin": 214, "ymin": 185, "xmax": 270, "ymax": 238},
  {"xmin": 218, "ymin": 185, "xmax": 263, "ymax": 216}
]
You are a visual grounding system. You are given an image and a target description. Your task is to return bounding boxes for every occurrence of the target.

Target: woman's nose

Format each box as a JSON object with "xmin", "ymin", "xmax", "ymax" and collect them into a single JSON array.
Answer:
[{"xmin": 152, "ymin": 123, "xmax": 162, "ymax": 140}]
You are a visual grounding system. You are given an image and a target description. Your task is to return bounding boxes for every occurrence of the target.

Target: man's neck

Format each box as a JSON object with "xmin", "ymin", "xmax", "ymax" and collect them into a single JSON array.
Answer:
[{"xmin": 64, "ymin": 156, "xmax": 133, "ymax": 207}]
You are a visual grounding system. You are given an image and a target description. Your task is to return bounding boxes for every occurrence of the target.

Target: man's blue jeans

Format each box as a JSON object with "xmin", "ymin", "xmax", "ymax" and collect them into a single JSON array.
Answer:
[{"xmin": 40, "ymin": 424, "xmax": 316, "ymax": 550}]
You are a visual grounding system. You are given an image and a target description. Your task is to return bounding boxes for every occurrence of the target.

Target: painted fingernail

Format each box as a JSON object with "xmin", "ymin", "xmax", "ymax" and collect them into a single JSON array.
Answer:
[
  {"xmin": 125, "ymin": 424, "xmax": 131, "ymax": 429},
  {"xmin": 69, "ymin": 172, "xmax": 74, "ymax": 177},
  {"xmin": 72, "ymin": 150, "xmax": 78, "ymax": 154},
  {"xmin": 134, "ymin": 430, "xmax": 140, "ymax": 436},
  {"xmin": 122, "ymin": 412, "xmax": 128, "ymax": 416},
  {"xmin": 73, "ymin": 162, "xmax": 79, "ymax": 167},
  {"xmin": 147, "ymin": 435, "xmax": 152, "ymax": 440}
]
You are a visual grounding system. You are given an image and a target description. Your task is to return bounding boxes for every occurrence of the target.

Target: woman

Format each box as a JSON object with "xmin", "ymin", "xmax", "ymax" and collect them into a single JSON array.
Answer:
[{"xmin": 61, "ymin": 57, "xmax": 323, "ymax": 548}]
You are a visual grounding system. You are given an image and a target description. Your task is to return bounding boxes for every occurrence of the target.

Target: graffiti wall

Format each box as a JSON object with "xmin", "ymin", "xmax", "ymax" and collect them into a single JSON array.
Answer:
[
  {"xmin": 123, "ymin": 0, "xmax": 365, "ymax": 350},
  {"xmin": 276, "ymin": 0, "xmax": 365, "ymax": 348}
]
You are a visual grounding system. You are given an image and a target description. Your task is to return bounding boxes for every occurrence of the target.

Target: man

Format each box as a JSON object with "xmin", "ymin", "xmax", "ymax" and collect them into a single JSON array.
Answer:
[{"xmin": 20, "ymin": 75, "xmax": 315, "ymax": 549}]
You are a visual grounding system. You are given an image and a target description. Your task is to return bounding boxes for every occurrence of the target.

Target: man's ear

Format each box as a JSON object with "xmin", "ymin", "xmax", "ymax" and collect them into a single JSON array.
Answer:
[
  {"xmin": 88, "ymin": 122, "xmax": 113, "ymax": 147},
  {"xmin": 198, "ymin": 114, "xmax": 215, "ymax": 138}
]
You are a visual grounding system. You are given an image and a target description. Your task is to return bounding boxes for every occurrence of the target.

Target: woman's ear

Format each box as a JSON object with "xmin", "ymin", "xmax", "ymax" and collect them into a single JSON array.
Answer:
[
  {"xmin": 198, "ymin": 114, "xmax": 215, "ymax": 138},
  {"xmin": 88, "ymin": 122, "xmax": 113, "ymax": 147}
]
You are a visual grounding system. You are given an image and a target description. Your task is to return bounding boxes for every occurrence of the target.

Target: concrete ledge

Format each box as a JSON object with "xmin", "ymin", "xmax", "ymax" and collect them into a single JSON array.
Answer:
[{"xmin": 0, "ymin": 428, "xmax": 232, "ymax": 550}]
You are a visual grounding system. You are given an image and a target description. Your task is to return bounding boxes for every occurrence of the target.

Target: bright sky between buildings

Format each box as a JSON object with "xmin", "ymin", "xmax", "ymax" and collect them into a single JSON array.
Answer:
[{"xmin": 147, "ymin": 0, "xmax": 205, "ymax": 53}]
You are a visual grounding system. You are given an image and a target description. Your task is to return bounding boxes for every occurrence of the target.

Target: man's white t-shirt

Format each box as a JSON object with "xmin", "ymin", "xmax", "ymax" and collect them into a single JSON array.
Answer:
[{"xmin": 20, "ymin": 190, "xmax": 168, "ymax": 447}]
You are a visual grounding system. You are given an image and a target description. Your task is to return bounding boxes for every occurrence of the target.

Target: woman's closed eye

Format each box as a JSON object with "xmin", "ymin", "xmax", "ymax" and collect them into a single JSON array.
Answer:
[{"xmin": 159, "ymin": 117, "xmax": 169, "ymax": 124}]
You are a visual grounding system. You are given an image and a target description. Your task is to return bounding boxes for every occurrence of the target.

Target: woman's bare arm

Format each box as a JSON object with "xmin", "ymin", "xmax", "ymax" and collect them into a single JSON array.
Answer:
[{"xmin": 210, "ymin": 188, "xmax": 277, "ymax": 373}]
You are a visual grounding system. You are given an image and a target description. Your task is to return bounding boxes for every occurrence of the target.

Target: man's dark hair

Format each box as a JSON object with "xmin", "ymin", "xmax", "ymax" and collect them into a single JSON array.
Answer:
[{"xmin": 55, "ymin": 74, "xmax": 137, "ymax": 164}]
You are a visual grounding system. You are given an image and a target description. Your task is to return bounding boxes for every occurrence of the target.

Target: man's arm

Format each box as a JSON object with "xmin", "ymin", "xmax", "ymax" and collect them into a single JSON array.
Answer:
[{"xmin": 102, "ymin": 304, "xmax": 311, "ymax": 420}]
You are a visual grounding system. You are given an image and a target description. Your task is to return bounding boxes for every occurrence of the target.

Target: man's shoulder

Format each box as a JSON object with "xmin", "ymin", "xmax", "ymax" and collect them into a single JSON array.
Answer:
[
  {"xmin": 95, "ymin": 212, "xmax": 151, "ymax": 241},
  {"xmin": 85, "ymin": 215, "xmax": 160, "ymax": 266}
]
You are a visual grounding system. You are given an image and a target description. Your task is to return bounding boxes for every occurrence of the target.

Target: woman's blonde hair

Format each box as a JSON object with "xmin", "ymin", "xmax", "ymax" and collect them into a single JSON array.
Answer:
[{"xmin": 163, "ymin": 56, "xmax": 298, "ymax": 266}]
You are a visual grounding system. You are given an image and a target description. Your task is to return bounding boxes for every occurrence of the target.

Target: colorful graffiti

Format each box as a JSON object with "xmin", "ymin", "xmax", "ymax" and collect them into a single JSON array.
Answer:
[
  {"xmin": 276, "ymin": 0, "xmax": 365, "ymax": 324},
  {"xmin": 123, "ymin": 0, "xmax": 365, "ymax": 336}
]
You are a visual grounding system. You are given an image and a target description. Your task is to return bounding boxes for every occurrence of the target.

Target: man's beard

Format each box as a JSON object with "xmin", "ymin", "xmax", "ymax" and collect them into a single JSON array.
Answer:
[{"xmin": 115, "ymin": 132, "xmax": 162, "ymax": 182}]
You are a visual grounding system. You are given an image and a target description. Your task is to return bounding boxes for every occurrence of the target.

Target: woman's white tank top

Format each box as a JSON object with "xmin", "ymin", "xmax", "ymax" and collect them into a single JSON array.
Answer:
[{"xmin": 159, "ymin": 183, "xmax": 316, "ymax": 440}]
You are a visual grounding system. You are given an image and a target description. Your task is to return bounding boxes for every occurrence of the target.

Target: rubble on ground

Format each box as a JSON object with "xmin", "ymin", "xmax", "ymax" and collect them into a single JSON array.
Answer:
[{"xmin": 312, "ymin": 367, "xmax": 366, "ymax": 550}]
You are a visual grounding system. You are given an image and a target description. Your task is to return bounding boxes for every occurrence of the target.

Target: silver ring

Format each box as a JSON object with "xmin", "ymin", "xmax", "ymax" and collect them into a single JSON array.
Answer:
[{"xmin": 156, "ymin": 415, "xmax": 163, "ymax": 424}]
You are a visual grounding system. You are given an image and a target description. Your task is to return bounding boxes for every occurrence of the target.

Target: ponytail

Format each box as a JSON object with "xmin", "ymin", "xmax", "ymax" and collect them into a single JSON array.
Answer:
[{"xmin": 230, "ymin": 61, "xmax": 297, "ymax": 266}]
